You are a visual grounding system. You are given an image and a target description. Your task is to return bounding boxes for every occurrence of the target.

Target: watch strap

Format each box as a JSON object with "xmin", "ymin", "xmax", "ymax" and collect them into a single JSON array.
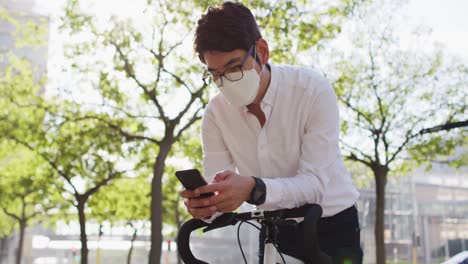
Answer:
[{"xmin": 246, "ymin": 177, "xmax": 266, "ymax": 205}]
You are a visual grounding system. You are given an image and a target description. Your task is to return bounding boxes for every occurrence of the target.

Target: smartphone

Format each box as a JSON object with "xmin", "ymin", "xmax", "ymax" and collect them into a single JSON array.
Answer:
[{"xmin": 175, "ymin": 169, "xmax": 215, "ymax": 198}]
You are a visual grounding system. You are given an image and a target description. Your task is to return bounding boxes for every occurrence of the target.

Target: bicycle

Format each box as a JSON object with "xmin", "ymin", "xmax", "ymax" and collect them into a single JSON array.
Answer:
[{"xmin": 177, "ymin": 203, "xmax": 332, "ymax": 264}]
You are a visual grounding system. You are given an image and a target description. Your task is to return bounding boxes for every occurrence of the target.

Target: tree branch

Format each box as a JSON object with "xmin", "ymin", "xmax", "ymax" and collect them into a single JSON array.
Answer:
[
  {"xmin": 418, "ymin": 120, "xmax": 468, "ymax": 135},
  {"xmin": 345, "ymin": 152, "xmax": 372, "ymax": 168},
  {"xmin": 8, "ymin": 136, "xmax": 80, "ymax": 196},
  {"xmin": 2, "ymin": 207, "xmax": 21, "ymax": 221},
  {"xmin": 341, "ymin": 140, "xmax": 374, "ymax": 162},
  {"xmin": 64, "ymin": 115, "xmax": 161, "ymax": 145},
  {"xmin": 175, "ymin": 106, "xmax": 204, "ymax": 141},
  {"xmin": 86, "ymin": 102, "xmax": 159, "ymax": 120},
  {"xmin": 368, "ymin": 43, "xmax": 385, "ymax": 126},
  {"xmin": 173, "ymin": 84, "xmax": 207, "ymax": 125},
  {"xmin": 110, "ymin": 41, "xmax": 169, "ymax": 124},
  {"xmin": 387, "ymin": 129, "xmax": 419, "ymax": 164},
  {"xmin": 163, "ymin": 31, "xmax": 190, "ymax": 58},
  {"xmin": 83, "ymin": 169, "xmax": 127, "ymax": 200},
  {"xmin": 28, "ymin": 203, "xmax": 57, "ymax": 220},
  {"xmin": 382, "ymin": 131, "xmax": 390, "ymax": 164},
  {"xmin": 339, "ymin": 97, "xmax": 377, "ymax": 130},
  {"xmin": 162, "ymin": 67, "xmax": 193, "ymax": 94}
]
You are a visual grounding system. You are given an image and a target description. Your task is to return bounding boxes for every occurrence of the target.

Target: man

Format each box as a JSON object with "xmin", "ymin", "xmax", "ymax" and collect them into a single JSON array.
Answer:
[{"xmin": 180, "ymin": 2, "xmax": 363, "ymax": 263}]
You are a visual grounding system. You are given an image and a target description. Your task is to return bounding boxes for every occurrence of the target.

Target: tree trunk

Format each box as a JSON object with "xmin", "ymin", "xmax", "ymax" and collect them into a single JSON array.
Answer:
[
  {"xmin": 0, "ymin": 237, "xmax": 8, "ymax": 263},
  {"xmin": 1, "ymin": 237, "xmax": 8, "ymax": 261},
  {"xmin": 77, "ymin": 199, "xmax": 88, "ymax": 264},
  {"xmin": 148, "ymin": 141, "xmax": 172, "ymax": 264},
  {"xmin": 15, "ymin": 220, "xmax": 26, "ymax": 264},
  {"xmin": 127, "ymin": 226, "xmax": 138, "ymax": 264},
  {"xmin": 374, "ymin": 165, "xmax": 388, "ymax": 264},
  {"xmin": 175, "ymin": 196, "xmax": 182, "ymax": 264}
]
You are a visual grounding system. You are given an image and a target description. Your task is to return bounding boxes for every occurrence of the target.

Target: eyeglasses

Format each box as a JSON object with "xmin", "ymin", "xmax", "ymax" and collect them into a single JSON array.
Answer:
[{"xmin": 202, "ymin": 44, "xmax": 256, "ymax": 87}]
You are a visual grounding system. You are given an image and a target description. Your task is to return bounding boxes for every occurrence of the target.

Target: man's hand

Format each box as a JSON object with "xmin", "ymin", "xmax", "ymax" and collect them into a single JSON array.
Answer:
[
  {"xmin": 180, "ymin": 189, "xmax": 217, "ymax": 219},
  {"xmin": 195, "ymin": 170, "xmax": 255, "ymax": 213},
  {"xmin": 180, "ymin": 170, "xmax": 256, "ymax": 218}
]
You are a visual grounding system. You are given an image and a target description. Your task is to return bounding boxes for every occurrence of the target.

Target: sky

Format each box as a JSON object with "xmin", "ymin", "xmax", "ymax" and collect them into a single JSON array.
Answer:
[
  {"xmin": 34, "ymin": 0, "xmax": 468, "ymax": 59},
  {"xmin": 31, "ymin": 0, "xmax": 468, "ymax": 102},
  {"xmin": 32, "ymin": 0, "xmax": 468, "ymax": 105},
  {"xmin": 407, "ymin": 0, "xmax": 468, "ymax": 58}
]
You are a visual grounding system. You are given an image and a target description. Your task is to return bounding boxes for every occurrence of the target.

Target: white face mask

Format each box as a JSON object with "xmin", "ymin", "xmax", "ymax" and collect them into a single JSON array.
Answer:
[{"xmin": 217, "ymin": 65, "xmax": 263, "ymax": 107}]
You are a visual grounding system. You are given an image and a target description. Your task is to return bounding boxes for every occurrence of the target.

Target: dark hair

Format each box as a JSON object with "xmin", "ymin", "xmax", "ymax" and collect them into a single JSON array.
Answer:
[{"xmin": 194, "ymin": 1, "xmax": 262, "ymax": 63}]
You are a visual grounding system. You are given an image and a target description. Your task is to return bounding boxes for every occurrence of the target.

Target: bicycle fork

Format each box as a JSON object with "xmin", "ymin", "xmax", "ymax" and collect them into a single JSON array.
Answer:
[{"xmin": 263, "ymin": 220, "xmax": 285, "ymax": 264}]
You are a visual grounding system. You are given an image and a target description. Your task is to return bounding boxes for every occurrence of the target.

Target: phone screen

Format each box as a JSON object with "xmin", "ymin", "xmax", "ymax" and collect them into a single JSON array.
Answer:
[{"xmin": 175, "ymin": 169, "xmax": 214, "ymax": 198}]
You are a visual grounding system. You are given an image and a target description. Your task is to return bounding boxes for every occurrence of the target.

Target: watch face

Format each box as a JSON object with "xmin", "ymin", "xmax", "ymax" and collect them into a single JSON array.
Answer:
[
  {"xmin": 254, "ymin": 188, "xmax": 263, "ymax": 200},
  {"xmin": 250, "ymin": 177, "xmax": 266, "ymax": 205}
]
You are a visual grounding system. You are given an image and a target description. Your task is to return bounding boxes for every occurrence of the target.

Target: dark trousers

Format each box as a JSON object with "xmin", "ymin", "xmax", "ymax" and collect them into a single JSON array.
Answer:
[{"xmin": 258, "ymin": 205, "xmax": 363, "ymax": 264}]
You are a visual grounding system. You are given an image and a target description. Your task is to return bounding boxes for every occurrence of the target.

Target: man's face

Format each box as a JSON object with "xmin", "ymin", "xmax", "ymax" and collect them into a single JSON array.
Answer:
[{"xmin": 203, "ymin": 48, "xmax": 260, "ymax": 84}]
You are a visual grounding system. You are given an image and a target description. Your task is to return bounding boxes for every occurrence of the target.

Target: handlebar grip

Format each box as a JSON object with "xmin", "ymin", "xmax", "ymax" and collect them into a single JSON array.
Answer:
[
  {"xmin": 177, "ymin": 219, "xmax": 209, "ymax": 264},
  {"xmin": 302, "ymin": 204, "xmax": 332, "ymax": 264}
]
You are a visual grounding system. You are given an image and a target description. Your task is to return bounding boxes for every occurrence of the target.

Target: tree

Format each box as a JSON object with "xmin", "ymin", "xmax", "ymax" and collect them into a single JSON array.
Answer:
[
  {"xmin": 0, "ymin": 9, "xmax": 52, "ymax": 261},
  {"xmin": 0, "ymin": 4, "xmax": 48, "ymax": 51},
  {"xmin": 161, "ymin": 165, "xmax": 191, "ymax": 264},
  {"xmin": 0, "ymin": 212, "xmax": 15, "ymax": 262},
  {"xmin": 57, "ymin": 0, "xmax": 363, "ymax": 262},
  {"xmin": 1, "ymin": 4, "xmax": 136, "ymax": 264},
  {"xmin": 3, "ymin": 100, "xmax": 132, "ymax": 264},
  {"xmin": 89, "ymin": 176, "xmax": 151, "ymax": 264},
  {"xmin": 318, "ymin": 1, "xmax": 468, "ymax": 262},
  {"xmin": 1, "ymin": 42, "xmax": 133, "ymax": 264},
  {"xmin": 0, "ymin": 141, "xmax": 64, "ymax": 264}
]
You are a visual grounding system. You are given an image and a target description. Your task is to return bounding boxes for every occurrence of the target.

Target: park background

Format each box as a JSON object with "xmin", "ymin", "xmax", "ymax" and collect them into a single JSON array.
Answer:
[{"xmin": 0, "ymin": 0, "xmax": 467, "ymax": 263}]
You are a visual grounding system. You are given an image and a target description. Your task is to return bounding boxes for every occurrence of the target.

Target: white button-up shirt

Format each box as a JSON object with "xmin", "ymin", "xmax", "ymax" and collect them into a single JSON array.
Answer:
[{"xmin": 201, "ymin": 64, "xmax": 359, "ymax": 217}]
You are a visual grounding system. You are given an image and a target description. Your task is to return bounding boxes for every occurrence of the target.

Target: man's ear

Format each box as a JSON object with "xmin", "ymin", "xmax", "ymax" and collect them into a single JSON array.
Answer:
[{"xmin": 256, "ymin": 38, "xmax": 270, "ymax": 65}]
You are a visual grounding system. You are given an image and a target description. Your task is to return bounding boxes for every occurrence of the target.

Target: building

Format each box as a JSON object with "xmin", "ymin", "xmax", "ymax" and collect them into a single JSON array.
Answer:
[
  {"xmin": 0, "ymin": 0, "xmax": 49, "ymax": 263},
  {"xmin": 358, "ymin": 158, "xmax": 468, "ymax": 263},
  {"xmin": 0, "ymin": 0, "xmax": 48, "ymax": 76}
]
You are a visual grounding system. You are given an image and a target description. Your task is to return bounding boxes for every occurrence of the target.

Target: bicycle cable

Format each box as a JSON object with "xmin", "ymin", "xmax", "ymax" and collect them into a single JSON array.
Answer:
[
  {"xmin": 271, "ymin": 240, "xmax": 287, "ymax": 264},
  {"xmin": 237, "ymin": 220, "xmax": 261, "ymax": 264},
  {"xmin": 236, "ymin": 220, "xmax": 287, "ymax": 264}
]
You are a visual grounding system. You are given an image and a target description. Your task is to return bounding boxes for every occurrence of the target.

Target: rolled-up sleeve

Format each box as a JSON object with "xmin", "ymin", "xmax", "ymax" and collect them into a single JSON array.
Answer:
[{"xmin": 260, "ymin": 80, "xmax": 341, "ymax": 209}]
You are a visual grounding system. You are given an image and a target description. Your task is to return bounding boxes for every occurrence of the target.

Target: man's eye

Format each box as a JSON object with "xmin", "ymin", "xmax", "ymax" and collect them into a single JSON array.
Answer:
[{"xmin": 225, "ymin": 66, "xmax": 241, "ymax": 74}]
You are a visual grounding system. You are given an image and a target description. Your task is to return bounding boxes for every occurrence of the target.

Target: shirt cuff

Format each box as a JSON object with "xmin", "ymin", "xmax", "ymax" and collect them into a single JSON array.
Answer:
[{"xmin": 260, "ymin": 178, "xmax": 284, "ymax": 209}]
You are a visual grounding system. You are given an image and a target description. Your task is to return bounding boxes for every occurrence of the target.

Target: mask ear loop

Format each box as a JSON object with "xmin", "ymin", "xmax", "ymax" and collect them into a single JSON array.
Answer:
[{"xmin": 254, "ymin": 44, "xmax": 264, "ymax": 77}]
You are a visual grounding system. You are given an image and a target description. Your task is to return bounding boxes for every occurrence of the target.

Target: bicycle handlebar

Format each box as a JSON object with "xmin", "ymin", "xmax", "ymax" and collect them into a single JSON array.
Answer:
[{"xmin": 177, "ymin": 204, "xmax": 331, "ymax": 264}]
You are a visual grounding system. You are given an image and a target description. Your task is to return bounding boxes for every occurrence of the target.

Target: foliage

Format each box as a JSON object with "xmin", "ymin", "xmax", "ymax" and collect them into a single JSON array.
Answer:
[
  {"xmin": 0, "ymin": 140, "xmax": 65, "ymax": 226},
  {"xmin": 318, "ymin": 0, "xmax": 467, "ymax": 262},
  {"xmin": 0, "ymin": 4, "xmax": 48, "ymax": 49},
  {"xmin": 88, "ymin": 176, "xmax": 150, "ymax": 225}
]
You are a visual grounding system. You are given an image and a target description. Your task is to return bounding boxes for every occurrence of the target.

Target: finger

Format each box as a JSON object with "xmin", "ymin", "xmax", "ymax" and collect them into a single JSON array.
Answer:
[
  {"xmin": 215, "ymin": 200, "xmax": 235, "ymax": 213},
  {"xmin": 186, "ymin": 197, "xmax": 212, "ymax": 208},
  {"xmin": 209, "ymin": 192, "xmax": 229, "ymax": 207},
  {"xmin": 180, "ymin": 189, "xmax": 199, "ymax": 199},
  {"xmin": 189, "ymin": 205, "xmax": 217, "ymax": 219},
  {"xmin": 195, "ymin": 182, "xmax": 225, "ymax": 195}
]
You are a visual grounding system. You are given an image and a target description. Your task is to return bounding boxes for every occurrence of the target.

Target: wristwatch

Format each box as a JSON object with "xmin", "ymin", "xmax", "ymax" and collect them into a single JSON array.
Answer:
[{"xmin": 247, "ymin": 177, "xmax": 266, "ymax": 205}]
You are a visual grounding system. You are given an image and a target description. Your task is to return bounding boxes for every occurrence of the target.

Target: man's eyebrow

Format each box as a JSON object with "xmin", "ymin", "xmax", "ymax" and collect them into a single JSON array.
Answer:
[{"xmin": 207, "ymin": 57, "xmax": 242, "ymax": 72}]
